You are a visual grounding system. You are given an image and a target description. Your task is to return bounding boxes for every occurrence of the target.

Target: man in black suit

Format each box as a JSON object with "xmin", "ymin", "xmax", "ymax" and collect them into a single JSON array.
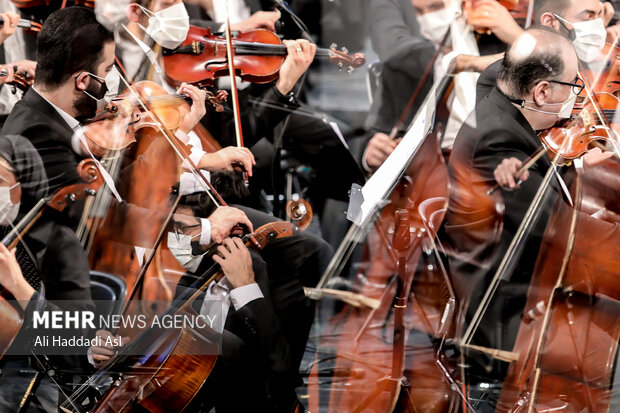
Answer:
[
  {"xmin": 442, "ymin": 27, "xmax": 578, "ymax": 399},
  {"xmin": 476, "ymin": 0, "xmax": 612, "ymax": 103}
]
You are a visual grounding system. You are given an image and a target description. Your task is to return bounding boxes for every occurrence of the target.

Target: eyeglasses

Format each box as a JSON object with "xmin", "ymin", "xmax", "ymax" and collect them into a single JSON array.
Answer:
[{"xmin": 549, "ymin": 77, "xmax": 585, "ymax": 95}]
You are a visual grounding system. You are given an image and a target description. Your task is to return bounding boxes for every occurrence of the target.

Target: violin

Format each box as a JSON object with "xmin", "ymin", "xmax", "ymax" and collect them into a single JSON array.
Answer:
[
  {"xmin": 464, "ymin": 0, "xmax": 533, "ymax": 34},
  {"xmin": 162, "ymin": 26, "xmax": 366, "ymax": 87},
  {"xmin": 0, "ymin": 159, "xmax": 102, "ymax": 359},
  {"xmin": 81, "ymin": 80, "xmax": 227, "ymax": 152}
]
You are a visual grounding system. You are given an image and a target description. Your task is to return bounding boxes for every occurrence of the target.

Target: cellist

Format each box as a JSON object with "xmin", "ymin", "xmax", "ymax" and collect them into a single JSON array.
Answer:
[
  {"xmin": 442, "ymin": 28, "xmax": 579, "ymax": 409},
  {"xmin": 118, "ymin": 0, "xmax": 334, "ymax": 370}
]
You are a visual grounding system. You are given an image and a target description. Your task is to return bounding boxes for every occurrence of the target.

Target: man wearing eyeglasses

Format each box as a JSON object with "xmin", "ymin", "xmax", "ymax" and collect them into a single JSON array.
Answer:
[
  {"xmin": 441, "ymin": 28, "xmax": 578, "ymax": 408},
  {"xmin": 477, "ymin": 0, "xmax": 616, "ymax": 104}
]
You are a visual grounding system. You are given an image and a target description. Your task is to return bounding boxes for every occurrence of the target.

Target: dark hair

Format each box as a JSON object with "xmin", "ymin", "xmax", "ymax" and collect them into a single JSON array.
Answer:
[
  {"xmin": 35, "ymin": 7, "xmax": 114, "ymax": 88},
  {"xmin": 534, "ymin": 0, "xmax": 568, "ymax": 23},
  {"xmin": 497, "ymin": 28, "xmax": 568, "ymax": 98}
]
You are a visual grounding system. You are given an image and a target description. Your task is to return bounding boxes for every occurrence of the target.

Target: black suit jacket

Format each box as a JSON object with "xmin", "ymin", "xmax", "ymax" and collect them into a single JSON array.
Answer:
[
  {"xmin": 175, "ymin": 250, "xmax": 299, "ymax": 411},
  {"xmin": 443, "ymin": 86, "xmax": 562, "ymax": 355},
  {"xmin": 2, "ymin": 88, "xmax": 83, "ymax": 193}
]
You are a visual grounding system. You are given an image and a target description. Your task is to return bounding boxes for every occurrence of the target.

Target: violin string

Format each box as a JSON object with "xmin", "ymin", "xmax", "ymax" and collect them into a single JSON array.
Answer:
[{"xmin": 115, "ymin": 72, "xmax": 221, "ymax": 207}]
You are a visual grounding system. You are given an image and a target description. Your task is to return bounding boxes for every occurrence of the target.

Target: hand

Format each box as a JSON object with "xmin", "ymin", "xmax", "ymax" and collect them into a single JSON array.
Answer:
[
  {"xmin": 607, "ymin": 24, "xmax": 620, "ymax": 45},
  {"xmin": 493, "ymin": 157, "xmax": 529, "ymax": 189},
  {"xmin": 9, "ymin": 59, "xmax": 36, "ymax": 80},
  {"xmin": 0, "ymin": 243, "xmax": 33, "ymax": 307},
  {"xmin": 0, "ymin": 63, "xmax": 14, "ymax": 86},
  {"xmin": 363, "ymin": 132, "xmax": 399, "ymax": 171},
  {"xmin": 603, "ymin": 1, "xmax": 615, "ymax": 27},
  {"xmin": 276, "ymin": 39, "xmax": 316, "ymax": 95},
  {"xmin": 465, "ymin": 0, "xmax": 524, "ymax": 45},
  {"xmin": 177, "ymin": 83, "xmax": 207, "ymax": 134},
  {"xmin": 583, "ymin": 147, "xmax": 614, "ymax": 168},
  {"xmin": 212, "ymin": 238, "xmax": 254, "ymax": 289},
  {"xmin": 0, "ymin": 12, "xmax": 20, "ymax": 45},
  {"xmin": 208, "ymin": 206, "xmax": 253, "ymax": 244},
  {"xmin": 231, "ymin": 10, "xmax": 281, "ymax": 32},
  {"xmin": 90, "ymin": 329, "xmax": 130, "ymax": 366},
  {"xmin": 198, "ymin": 146, "xmax": 255, "ymax": 176},
  {"xmin": 454, "ymin": 53, "xmax": 502, "ymax": 73}
]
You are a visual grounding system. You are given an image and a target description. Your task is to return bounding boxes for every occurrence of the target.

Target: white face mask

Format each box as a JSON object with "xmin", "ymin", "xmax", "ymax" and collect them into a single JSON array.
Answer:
[
  {"xmin": 103, "ymin": 67, "xmax": 121, "ymax": 103},
  {"xmin": 167, "ymin": 232, "xmax": 204, "ymax": 273},
  {"xmin": 555, "ymin": 15, "xmax": 607, "ymax": 63},
  {"xmin": 137, "ymin": 3, "xmax": 189, "ymax": 50},
  {"xmin": 0, "ymin": 183, "xmax": 20, "ymax": 226},
  {"xmin": 95, "ymin": 0, "xmax": 130, "ymax": 30},
  {"xmin": 417, "ymin": 7, "xmax": 454, "ymax": 45},
  {"xmin": 521, "ymin": 91, "xmax": 577, "ymax": 119}
]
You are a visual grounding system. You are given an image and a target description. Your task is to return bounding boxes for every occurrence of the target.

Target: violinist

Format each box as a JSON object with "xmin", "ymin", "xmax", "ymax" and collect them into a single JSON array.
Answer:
[
  {"xmin": 0, "ymin": 0, "xmax": 37, "ymax": 126},
  {"xmin": 477, "ymin": 0, "xmax": 613, "ymax": 102},
  {"xmin": 122, "ymin": 0, "xmax": 333, "ymax": 382},
  {"xmin": 1, "ymin": 7, "xmax": 116, "ymax": 201},
  {"xmin": 442, "ymin": 28, "xmax": 578, "ymax": 408},
  {"xmin": 0, "ymin": 135, "xmax": 94, "ymax": 412},
  {"xmin": 362, "ymin": 0, "xmax": 518, "ymax": 172}
]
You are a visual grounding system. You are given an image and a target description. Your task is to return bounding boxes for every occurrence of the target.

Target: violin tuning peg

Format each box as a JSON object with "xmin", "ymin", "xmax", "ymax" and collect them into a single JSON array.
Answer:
[{"xmin": 347, "ymin": 66, "xmax": 354, "ymax": 74}]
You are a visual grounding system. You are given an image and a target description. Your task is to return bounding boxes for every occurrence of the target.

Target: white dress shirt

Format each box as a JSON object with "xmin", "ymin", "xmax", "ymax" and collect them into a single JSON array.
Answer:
[{"xmin": 199, "ymin": 277, "xmax": 263, "ymax": 333}]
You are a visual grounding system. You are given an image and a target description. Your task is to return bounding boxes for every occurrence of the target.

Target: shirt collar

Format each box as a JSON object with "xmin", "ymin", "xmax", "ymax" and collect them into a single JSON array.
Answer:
[{"xmin": 31, "ymin": 85, "xmax": 81, "ymax": 131}]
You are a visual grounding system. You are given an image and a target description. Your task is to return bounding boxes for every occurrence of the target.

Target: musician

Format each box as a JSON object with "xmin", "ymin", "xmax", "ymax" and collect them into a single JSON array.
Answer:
[
  {"xmin": 0, "ymin": 2, "xmax": 37, "ymax": 126},
  {"xmin": 0, "ymin": 135, "xmax": 94, "ymax": 411},
  {"xmin": 362, "ymin": 0, "xmax": 518, "ymax": 172},
  {"xmin": 442, "ymin": 28, "xmax": 578, "ymax": 405},
  {"xmin": 121, "ymin": 0, "xmax": 364, "ymax": 213},
  {"xmin": 477, "ymin": 0, "xmax": 613, "ymax": 102}
]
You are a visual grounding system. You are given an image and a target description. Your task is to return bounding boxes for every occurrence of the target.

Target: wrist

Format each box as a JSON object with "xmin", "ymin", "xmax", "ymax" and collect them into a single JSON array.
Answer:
[
  {"xmin": 12, "ymin": 279, "xmax": 35, "ymax": 306},
  {"xmin": 276, "ymin": 78, "xmax": 295, "ymax": 95}
]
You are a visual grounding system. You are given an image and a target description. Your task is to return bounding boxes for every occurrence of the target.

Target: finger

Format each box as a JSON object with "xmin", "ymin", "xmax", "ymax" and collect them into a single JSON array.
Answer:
[
  {"xmin": 232, "ymin": 237, "xmax": 245, "ymax": 250},
  {"xmin": 91, "ymin": 346, "xmax": 116, "ymax": 356},
  {"xmin": 217, "ymin": 244, "xmax": 230, "ymax": 257},
  {"xmin": 520, "ymin": 170, "xmax": 530, "ymax": 182},
  {"xmin": 222, "ymin": 238, "xmax": 235, "ymax": 253},
  {"xmin": 240, "ymin": 147, "xmax": 256, "ymax": 165},
  {"xmin": 506, "ymin": 170, "xmax": 516, "ymax": 188},
  {"xmin": 212, "ymin": 254, "xmax": 223, "ymax": 266},
  {"xmin": 238, "ymin": 214, "xmax": 253, "ymax": 232}
]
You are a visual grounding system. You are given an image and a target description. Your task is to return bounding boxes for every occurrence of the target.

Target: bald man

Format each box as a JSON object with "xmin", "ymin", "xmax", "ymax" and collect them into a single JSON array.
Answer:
[
  {"xmin": 441, "ymin": 28, "xmax": 578, "ymax": 403},
  {"xmin": 477, "ymin": 0, "xmax": 610, "ymax": 102}
]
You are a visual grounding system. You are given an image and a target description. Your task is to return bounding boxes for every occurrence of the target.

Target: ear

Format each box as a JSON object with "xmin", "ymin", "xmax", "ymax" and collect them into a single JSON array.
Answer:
[
  {"xmin": 74, "ymin": 72, "xmax": 91, "ymax": 92},
  {"xmin": 540, "ymin": 12, "xmax": 560, "ymax": 31},
  {"xmin": 127, "ymin": 3, "xmax": 142, "ymax": 23},
  {"xmin": 532, "ymin": 81, "xmax": 552, "ymax": 107}
]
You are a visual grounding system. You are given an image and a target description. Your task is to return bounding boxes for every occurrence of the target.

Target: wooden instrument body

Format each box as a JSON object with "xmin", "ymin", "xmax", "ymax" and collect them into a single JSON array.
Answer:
[
  {"xmin": 308, "ymin": 126, "xmax": 454, "ymax": 412},
  {"xmin": 499, "ymin": 158, "xmax": 620, "ymax": 412}
]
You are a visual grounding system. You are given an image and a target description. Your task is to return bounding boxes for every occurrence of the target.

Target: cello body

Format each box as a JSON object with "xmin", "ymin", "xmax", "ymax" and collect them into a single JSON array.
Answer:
[{"xmin": 498, "ymin": 157, "xmax": 620, "ymax": 412}]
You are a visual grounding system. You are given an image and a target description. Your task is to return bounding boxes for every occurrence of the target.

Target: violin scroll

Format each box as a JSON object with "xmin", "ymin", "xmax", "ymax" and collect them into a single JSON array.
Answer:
[
  {"xmin": 248, "ymin": 222, "xmax": 299, "ymax": 250},
  {"xmin": 328, "ymin": 44, "xmax": 366, "ymax": 74}
]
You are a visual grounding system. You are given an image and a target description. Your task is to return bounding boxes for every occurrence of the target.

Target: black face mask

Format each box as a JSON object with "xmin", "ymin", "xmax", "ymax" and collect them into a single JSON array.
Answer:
[{"xmin": 74, "ymin": 73, "xmax": 108, "ymax": 120}]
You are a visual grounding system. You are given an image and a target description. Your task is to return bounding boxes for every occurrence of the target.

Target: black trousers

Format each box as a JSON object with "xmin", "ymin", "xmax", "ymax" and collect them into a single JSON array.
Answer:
[{"xmin": 235, "ymin": 204, "xmax": 333, "ymax": 368}]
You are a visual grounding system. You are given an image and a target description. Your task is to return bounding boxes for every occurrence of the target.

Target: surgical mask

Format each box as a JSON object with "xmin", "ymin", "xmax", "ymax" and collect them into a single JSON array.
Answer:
[
  {"xmin": 137, "ymin": 3, "xmax": 189, "ymax": 49},
  {"xmin": 81, "ymin": 68, "xmax": 121, "ymax": 109},
  {"xmin": 0, "ymin": 183, "xmax": 20, "ymax": 226},
  {"xmin": 168, "ymin": 232, "xmax": 204, "ymax": 273},
  {"xmin": 95, "ymin": 0, "xmax": 130, "ymax": 30},
  {"xmin": 417, "ymin": 7, "xmax": 454, "ymax": 45},
  {"xmin": 555, "ymin": 15, "xmax": 606, "ymax": 63},
  {"xmin": 520, "ymin": 92, "xmax": 577, "ymax": 119}
]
